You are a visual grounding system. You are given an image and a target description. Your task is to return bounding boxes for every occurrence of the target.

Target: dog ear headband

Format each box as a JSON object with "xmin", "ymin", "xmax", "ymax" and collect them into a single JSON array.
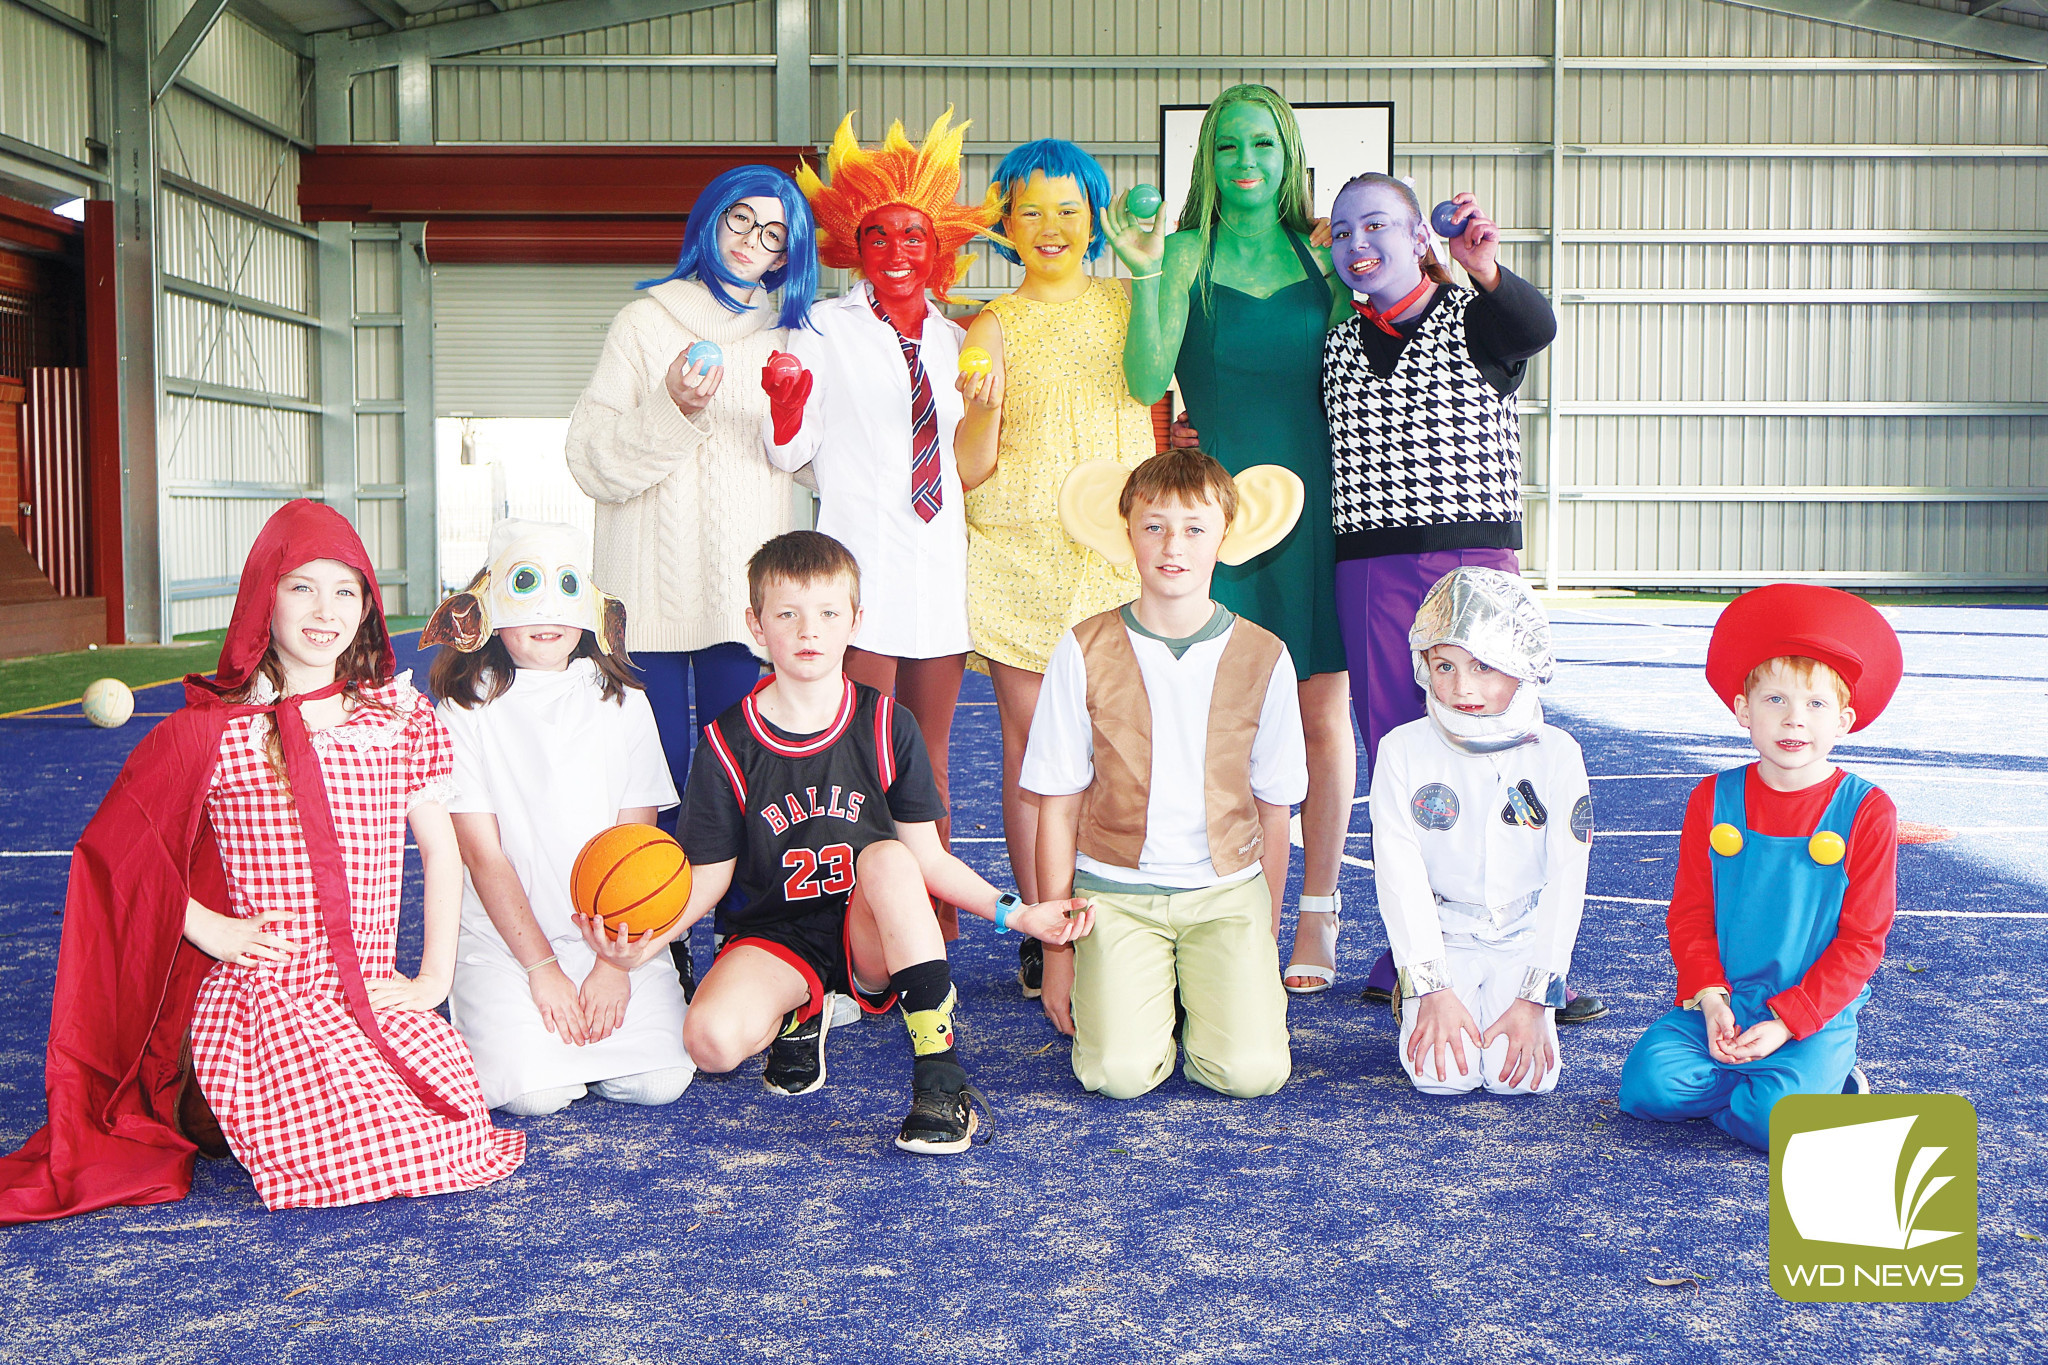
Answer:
[{"xmin": 421, "ymin": 519, "xmax": 627, "ymax": 657}]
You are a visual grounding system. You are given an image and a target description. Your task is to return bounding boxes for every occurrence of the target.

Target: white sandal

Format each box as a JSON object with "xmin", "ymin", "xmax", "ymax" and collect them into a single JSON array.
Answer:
[{"xmin": 1283, "ymin": 898, "xmax": 1341, "ymax": 996}]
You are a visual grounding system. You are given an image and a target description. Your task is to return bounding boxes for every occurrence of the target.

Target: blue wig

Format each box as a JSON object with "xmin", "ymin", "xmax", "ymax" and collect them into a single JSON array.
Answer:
[
  {"xmin": 986, "ymin": 139, "xmax": 1111, "ymax": 266},
  {"xmin": 639, "ymin": 164, "xmax": 818, "ymax": 331}
]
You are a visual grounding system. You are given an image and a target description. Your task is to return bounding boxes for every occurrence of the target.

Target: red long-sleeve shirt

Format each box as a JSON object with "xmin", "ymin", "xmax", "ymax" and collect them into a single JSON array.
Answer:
[{"xmin": 1667, "ymin": 766, "xmax": 1898, "ymax": 1039}]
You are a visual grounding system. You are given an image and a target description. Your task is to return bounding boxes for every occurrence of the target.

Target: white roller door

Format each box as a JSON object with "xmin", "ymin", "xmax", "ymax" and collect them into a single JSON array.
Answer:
[{"xmin": 431, "ymin": 262, "xmax": 668, "ymax": 419}]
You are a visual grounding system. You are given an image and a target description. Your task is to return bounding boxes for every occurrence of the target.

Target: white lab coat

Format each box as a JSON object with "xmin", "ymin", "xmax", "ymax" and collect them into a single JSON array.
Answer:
[{"xmin": 761, "ymin": 286, "xmax": 971, "ymax": 660}]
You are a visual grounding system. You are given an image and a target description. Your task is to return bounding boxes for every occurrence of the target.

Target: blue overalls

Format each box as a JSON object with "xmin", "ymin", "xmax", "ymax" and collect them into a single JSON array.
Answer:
[{"xmin": 1618, "ymin": 766, "xmax": 1871, "ymax": 1150}]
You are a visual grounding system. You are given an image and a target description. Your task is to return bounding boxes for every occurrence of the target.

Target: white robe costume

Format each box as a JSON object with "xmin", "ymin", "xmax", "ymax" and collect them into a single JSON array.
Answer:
[
  {"xmin": 1369, "ymin": 715, "xmax": 1591, "ymax": 1095},
  {"xmin": 440, "ymin": 659, "xmax": 692, "ymax": 1108}
]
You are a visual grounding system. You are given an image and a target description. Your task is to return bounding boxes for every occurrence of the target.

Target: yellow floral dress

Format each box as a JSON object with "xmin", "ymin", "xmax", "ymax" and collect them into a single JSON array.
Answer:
[{"xmin": 966, "ymin": 277, "xmax": 1154, "ymax": 673}]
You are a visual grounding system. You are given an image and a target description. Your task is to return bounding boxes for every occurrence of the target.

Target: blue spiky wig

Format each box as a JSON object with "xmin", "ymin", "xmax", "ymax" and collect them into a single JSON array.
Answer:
[
  {"xmin": 986, "ymin": 139, "xmax": 1110, "ymax": 266},
  {"xmin": 640, "ymin": 164, "xmax": 818, "ymax": 330}
]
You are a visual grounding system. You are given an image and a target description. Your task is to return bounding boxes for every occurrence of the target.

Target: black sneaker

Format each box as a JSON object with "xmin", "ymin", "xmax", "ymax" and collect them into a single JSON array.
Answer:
[
  {"xmin": 1556, "ymin": 989, "xmax": 1610, "ymax": 1025},
  {"xmin": 1018, "ymin": 937, "xmax": 1044, "ymax": 1000},
  {"xmin": 895, "ymin": 1059, "xmax": 992, "ymax": 1155},
  {"xmin": 669, "ymin": 938, "xmax": 696, "ymax": 1003},
  {"xmin": 763, "ymin": 1008, "xmax": 829, "ymax": 1096}
]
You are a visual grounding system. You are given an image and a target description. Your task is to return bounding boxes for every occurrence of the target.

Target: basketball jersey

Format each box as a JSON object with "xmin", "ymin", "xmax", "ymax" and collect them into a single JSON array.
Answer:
[{"xmin": 681, "ymin": 677, "xmax": 946, "ymax": 927}]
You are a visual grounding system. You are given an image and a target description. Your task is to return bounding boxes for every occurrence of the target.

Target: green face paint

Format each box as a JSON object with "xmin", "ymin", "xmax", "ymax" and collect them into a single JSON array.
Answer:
[{"xmin": 1211, "ymin": 102, "xmax": 1288, "ymax": 219}]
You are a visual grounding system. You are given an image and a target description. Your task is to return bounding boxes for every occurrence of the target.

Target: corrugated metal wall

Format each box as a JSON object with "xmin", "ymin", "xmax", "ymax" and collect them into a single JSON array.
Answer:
[
  {"xmin": 0, "ymin": 0, "xmax": 97, "ymax": 185},
  {"xmin": 153, "ymin": 5, "xmax": 324, "ymax": 634},
  {"xmin": 400, "ymin": 0, "xmax": 2042, "ymax": 587},
  {"xmin": 433, "ymin": 262, "xmax": 658, "ymax": 417}
]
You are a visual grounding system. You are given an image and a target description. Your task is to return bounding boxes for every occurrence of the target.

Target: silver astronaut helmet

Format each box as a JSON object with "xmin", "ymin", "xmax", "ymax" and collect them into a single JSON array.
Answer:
[{"xmin": 1408, "ymin": 568, "xmax": 1554, "ymax": 754}]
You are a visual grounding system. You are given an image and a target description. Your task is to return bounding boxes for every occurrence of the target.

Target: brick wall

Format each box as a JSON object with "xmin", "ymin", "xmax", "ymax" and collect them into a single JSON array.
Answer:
[{"xmin": 0, "ymin": 378, "xmax": 21, "ymax": 540}]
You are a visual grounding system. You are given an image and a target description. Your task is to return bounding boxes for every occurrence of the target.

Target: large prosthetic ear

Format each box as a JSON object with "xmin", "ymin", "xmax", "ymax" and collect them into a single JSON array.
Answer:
[
  {"xmin": 597, "ymin": 592, "xmax": 628, "ymax": 657},
  {"xmin": 1218, "ymin": 465, "xmax": 1304, "ymax": 566},
  {"xmin": 421, "ymin": 569, "xmax": 493, "ymax": 652},
  {"xmin": 1057, "ymin": 459, "xmax": 1305, "ymax": 567},
  {"xmin": 1058, "ymin": 459, "xmax": 1139, "ymax": 566}
]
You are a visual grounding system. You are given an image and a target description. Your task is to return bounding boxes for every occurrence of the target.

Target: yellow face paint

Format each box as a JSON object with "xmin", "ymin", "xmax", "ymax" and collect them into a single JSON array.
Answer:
[{"xmin": 1006, "ymin": 171, "xmax": 1091, "ymax": 288}]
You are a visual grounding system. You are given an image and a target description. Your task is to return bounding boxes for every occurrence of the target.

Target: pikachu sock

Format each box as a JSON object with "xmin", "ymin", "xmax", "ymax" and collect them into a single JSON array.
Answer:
[{"xmin": 892, "ymin": 959, "xmax": 960, "ymax": 1074}]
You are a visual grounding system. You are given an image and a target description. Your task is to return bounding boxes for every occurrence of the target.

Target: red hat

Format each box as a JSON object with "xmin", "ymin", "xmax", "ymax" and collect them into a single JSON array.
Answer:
[
  {"xmin": 1705, "ymin": 584, "xmax": 1902, "ymax": 732},
  {"xmin": 189, "ymin": 499, "xmax": 394, "ymax": 701}
]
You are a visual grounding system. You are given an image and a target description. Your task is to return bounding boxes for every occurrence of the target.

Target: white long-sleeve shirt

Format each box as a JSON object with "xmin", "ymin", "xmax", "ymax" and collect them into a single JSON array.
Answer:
[
  {"xmin": 761, "ymin": 286, "xmax": 971, "ymax": 660},
  {"xmin": 1368, "ymin": 716, "xmax": 1591, "ymax": 996},
  {"xmin": 1021, "ymin": 615, "xmax": 1308, "ymax": 888}
]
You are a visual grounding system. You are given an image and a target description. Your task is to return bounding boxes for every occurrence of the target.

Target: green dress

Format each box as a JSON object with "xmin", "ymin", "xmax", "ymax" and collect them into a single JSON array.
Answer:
[{"xmin": 1175, "ymin": 228, "xmax": 1345, "ymax": 680}]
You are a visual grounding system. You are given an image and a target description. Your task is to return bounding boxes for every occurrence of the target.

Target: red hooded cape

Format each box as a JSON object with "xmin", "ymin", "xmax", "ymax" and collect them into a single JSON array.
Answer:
[{"xmin": 0, "ymin": 500, "xmax": 448, "ymax": 1223}]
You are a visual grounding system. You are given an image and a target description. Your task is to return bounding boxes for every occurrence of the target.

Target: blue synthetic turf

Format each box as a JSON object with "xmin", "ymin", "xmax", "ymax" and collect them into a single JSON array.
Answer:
[{"xmin": 0, "ymin": 611, "xmax": 2042, "ymax": 1362}]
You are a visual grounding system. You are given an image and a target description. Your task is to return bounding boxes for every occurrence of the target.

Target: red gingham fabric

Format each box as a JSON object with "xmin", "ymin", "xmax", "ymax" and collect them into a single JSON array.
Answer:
[{"xmin": 189, "ymin": 681, "xmax": 524, "ymax": 1210}]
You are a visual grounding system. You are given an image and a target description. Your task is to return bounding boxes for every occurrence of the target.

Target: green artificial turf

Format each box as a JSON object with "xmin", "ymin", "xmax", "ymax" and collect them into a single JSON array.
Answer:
[{"xmin": 0, "ymin": 618, "xmax": 427, "ymax": 714}]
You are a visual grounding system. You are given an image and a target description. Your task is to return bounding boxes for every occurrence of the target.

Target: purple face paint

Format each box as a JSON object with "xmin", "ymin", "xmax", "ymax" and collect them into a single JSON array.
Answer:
[{"xmin": 1328, "ymin": 180, "xmax": 1429, "ymax": 311}]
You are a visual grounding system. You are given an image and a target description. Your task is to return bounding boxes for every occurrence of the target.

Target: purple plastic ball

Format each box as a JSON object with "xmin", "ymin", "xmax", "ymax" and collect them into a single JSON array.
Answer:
[{"xmin": 1430, "ymin": 201, "xmax": 1467, "ymax": 239}]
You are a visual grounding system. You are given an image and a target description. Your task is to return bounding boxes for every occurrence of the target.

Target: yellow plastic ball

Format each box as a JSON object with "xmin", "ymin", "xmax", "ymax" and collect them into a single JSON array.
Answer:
[
  {"xmin": 1709, "ymin": 823, "xmax": 1745, "ymax": 857},
  {"xmin": 957, "ymin": 346, "xmax": 993, "ymax": 376},
  {"xmin": 1809, "ymin": 830, "xmax": 1847, "ymax": 866}
]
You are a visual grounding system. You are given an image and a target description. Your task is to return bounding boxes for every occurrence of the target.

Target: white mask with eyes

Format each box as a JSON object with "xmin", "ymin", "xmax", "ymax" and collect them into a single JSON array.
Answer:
[{"xmin": 422, "ymin": 519, "xmax": 627, "ymax": 655}]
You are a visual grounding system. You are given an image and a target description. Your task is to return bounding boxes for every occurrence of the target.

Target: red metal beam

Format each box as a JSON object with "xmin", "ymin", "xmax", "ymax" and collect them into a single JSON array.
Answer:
[
  {"xmin": 0, "ymin": 195, "xmax": 80, "ymax": 257},
  {"xmin": 82, "ymin": 202, "xmax": 124, "ymax": 644},
  {"xmin": 298, "ymin": 145, "xmax": 809, "ymax": 223},
  {"xmin": 421, "ymin": 219, "xmax": 685, "ymax": 266}
]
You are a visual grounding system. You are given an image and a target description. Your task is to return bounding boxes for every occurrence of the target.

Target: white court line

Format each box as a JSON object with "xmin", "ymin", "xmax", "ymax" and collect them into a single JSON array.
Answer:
[
  {"xmin": 1590, "ymin": 770, "xmax": 2048, "ymax": 786},
  {"xmin": 0, "ymin": 850, "xmax": 69, "ymax": 858},
  {"xmin": 1586, "ymin": 894, "xmax": 2048, "ymax": 920},
  {"xmin": 952, "ymin": 837, "xmax": 1003, "ymax": 843}
]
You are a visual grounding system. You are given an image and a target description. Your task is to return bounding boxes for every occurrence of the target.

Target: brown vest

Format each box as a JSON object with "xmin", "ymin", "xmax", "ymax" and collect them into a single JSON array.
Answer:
[{"xmin": 1071, "ymin": 608, "xmax": 1286, "ymax": 878}]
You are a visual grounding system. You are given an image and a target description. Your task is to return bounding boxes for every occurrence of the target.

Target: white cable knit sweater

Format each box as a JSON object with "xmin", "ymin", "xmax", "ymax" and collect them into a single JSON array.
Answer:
[{"xmin": 566, "ymin": 278, "xmax": 795, "ymax": 655}]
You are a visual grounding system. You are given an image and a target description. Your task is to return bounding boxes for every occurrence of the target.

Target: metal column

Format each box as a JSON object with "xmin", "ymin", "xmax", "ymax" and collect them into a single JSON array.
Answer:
[
  {"xmin": 105, "ymin": 0, "xmax": 163, "ymax": 641},
  {"xmin": 775, "ymin": 0, "xmax": 811, "ymax": 145}
]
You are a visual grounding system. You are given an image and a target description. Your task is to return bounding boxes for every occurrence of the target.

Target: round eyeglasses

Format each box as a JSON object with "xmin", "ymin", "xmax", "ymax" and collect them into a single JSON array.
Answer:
[{"xmin": 722, "ymin": 205, "xmax": 788, "ymax": 255}]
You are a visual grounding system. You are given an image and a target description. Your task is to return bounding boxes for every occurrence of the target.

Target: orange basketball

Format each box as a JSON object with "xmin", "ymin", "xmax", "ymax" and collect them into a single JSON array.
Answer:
[{"xmin": 571, "ymin": 824, "xmax": 692, "ymax": 936}]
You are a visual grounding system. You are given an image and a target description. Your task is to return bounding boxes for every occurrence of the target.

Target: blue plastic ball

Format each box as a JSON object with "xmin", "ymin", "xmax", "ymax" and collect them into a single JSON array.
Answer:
[
  {"xmin": 1430, "ymin": 201, "xmax": 1467, "ymax": 239},
  {"xmin": 1126, "ymin": 184, "xmax": 1163, "ymax": 219},
  {"xmin": 686, "ymin": 340, "xmax": 724, "ymax": 372}
]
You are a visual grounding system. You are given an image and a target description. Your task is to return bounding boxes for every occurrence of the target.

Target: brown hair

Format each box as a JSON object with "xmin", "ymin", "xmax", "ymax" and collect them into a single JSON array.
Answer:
[
  {"xmin": 230, "ymin": 569, "xmax": 396, "ymax": 792},
  {"xmin": 430, "ymin": 627, "xmax": 645, "ymax": 710},
  {"xmin": 1117, "ymin": 449, "xmax": 1240, "ymax": 527},
  {"xmin": 1742, "ymin": 656, "xmax": 1852, "ymax": 709},
  {"xmin": 1336, "ymin": 172, "xmax": 1455, "ymax": 286},
  {"xmin": 747, "ymin": 530, "xmax": 862, "ymax": 615}
]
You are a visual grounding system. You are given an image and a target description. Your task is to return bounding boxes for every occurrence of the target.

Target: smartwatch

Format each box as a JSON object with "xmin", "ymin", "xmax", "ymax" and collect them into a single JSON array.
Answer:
[{"xmin": 993, "ymin": 890, "xmax": 1025, "ymax": 933}]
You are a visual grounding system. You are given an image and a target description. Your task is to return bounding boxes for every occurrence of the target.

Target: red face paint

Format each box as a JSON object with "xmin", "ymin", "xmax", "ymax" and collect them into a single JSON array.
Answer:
[{"xmin": 857, "ymin": 204, "xmax": 937, "ymax": 336}]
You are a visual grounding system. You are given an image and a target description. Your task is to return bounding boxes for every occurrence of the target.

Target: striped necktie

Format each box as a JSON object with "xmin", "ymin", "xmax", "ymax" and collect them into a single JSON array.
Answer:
[{"xmin": 868, "ymin": 289, "xmax": 943, "ymax": 523}]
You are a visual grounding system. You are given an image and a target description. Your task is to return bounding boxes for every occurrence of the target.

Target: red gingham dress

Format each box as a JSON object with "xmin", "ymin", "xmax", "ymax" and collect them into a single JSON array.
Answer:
[{"xmin": 189, "ymin": 678, "xmax": 526, "ymax": 1210}]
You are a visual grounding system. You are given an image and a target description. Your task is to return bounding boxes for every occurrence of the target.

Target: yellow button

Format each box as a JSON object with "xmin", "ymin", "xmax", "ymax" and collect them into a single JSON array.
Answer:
[
  {"xmin": 1709, "ymin": 823, "xmax": 1745, "ymax": 857},
  {"xmin": 958, "ymin": 346, "xmax": 993, "ymax": 376},
  {"xmin": 1809, "ymin": 830, "xmax": 1847, "ymax": 866}
]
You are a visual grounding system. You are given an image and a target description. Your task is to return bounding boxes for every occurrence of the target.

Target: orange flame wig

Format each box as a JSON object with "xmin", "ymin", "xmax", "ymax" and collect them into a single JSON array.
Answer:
[{"xmin": 797, "ymin": 107, "xmax": 1004, "ymax": 302}]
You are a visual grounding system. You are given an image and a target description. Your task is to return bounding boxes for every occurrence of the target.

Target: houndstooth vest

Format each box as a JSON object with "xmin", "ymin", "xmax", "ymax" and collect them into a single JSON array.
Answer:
[{"xmin": 1324, "ymin": 288, "xmax": 1524, "ymax": 561}]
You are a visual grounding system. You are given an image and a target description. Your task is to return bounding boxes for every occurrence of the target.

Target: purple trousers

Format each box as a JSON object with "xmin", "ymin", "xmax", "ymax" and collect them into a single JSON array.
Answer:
[{"xmin": 1334, "ymin": 547, "xmax": 1522, "ymax": 782}]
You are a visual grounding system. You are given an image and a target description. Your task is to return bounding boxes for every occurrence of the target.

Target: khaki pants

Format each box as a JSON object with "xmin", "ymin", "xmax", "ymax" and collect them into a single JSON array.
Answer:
[{"xmin": 1070, "ymin": 874, "xmax": 1292, "ymax": 1100}]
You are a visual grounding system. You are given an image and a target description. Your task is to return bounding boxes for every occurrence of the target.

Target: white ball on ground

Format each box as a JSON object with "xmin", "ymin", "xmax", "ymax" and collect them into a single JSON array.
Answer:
[{"xmin": 81, "ymin": 677, "xmax": 135, "ymax": 728}]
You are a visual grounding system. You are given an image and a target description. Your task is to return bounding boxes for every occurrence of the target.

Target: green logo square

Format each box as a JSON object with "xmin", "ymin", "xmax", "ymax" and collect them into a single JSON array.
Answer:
[{"xmin": 1769, "ymin": 1094, "xmax": 1977, "ymax": 1302}]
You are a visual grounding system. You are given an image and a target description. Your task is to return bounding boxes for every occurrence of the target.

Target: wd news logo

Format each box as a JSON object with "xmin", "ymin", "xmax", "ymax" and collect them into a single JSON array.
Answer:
[{"xmin": 1769, "ymin": 1095, "xmax": 1977, "ymax": 1302}]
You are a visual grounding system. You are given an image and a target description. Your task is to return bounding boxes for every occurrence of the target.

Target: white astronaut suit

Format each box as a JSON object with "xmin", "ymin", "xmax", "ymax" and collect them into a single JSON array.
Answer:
[{"xmin": 1367, "ymin": 570, "xmax": 1592, "ymax": 1096}]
